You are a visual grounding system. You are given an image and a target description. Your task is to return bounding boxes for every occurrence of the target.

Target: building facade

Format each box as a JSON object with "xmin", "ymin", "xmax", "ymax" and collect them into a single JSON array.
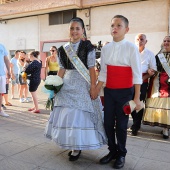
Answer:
[{"xmin": 0, "ymin": 0, "xmax": 169, "ymax": 78}]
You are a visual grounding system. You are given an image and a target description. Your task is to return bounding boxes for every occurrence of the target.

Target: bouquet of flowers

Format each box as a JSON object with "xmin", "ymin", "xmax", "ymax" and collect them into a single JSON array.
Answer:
[
  {"xmin": 123, "ymin": 100, "xmax": 144, "ymax": 115},
  {"xmin": 44, "ymin": 75, "xmax": 63, "ymax": 93},
  {"xmin": 44, "ymin": 75, "xmax": 63, "ymax": 110}
]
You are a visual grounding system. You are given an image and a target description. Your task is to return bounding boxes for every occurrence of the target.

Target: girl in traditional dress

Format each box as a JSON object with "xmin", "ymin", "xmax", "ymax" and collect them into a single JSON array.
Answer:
[
  {"xmin": 143, "ymin": 36, "xmax": 170, "ymax": 139},
  {"xmin": 45, "ymin": 17, "xmax": 107, "ymax": 161}
]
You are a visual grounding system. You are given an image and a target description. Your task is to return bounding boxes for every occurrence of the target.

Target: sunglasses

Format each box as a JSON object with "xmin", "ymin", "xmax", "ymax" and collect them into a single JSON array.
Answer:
[{"xmin": 50, "ymin": 50, "xmax": 56, "ymax": 52}]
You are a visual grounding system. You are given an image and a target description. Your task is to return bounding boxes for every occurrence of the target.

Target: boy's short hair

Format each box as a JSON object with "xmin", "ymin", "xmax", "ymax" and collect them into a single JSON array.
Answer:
[{"xmin": 112, "ymin": 15, "xmax": 129, "ymax": 27}]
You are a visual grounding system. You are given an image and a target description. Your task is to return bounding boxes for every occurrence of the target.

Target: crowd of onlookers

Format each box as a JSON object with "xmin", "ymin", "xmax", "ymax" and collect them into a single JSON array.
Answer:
[
  {"xmin": 0, "ymin": 44, "xmax": 60, "ymax": 116},
  {"xmin": 0, "ymin": 49, "xmax": 43, "ymax": 116}
]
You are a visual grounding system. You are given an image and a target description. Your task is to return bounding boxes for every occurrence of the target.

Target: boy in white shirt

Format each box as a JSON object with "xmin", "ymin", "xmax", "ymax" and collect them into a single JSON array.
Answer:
[{"xmin": 95, "ymin": 15, "xmax": 142, "ymax": 169}]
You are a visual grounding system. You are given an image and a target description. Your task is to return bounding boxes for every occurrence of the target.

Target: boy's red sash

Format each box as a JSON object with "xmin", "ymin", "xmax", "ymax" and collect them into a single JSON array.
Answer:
[{"xmin": 106, "ymin": 65, "xmax": 133, "ymax": 89}]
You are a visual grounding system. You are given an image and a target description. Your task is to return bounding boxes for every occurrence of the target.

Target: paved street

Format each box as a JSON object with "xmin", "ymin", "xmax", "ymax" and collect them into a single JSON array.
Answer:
[{"xmin": 0, "ymin": 81, "xmax": 170, "ymax": 170}]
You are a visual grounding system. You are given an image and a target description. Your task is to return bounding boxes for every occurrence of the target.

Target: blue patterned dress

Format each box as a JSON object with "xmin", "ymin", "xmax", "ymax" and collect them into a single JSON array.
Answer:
[{"xmin": 45, "ymin": 40, "xmax": 107, "ymax": 150}]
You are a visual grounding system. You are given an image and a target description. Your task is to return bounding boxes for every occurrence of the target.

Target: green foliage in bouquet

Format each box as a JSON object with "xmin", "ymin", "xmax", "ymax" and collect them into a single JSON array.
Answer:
[
  {"xmin": 45, "ymin": 97, "xmax": 54, "ymax": 111},
  {"xmin": 44, "ymin": 84, "xmax": 63, "ymax": 94},
  {"xmin": 44, "ymin": 75, "xmax": 64, "ymax": 110}
]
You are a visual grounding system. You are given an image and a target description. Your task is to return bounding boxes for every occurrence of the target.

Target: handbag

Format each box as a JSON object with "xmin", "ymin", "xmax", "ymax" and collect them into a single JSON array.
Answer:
[{"xmin": 21, "ymin": 72, "xmax": 27, "ymax": 83}]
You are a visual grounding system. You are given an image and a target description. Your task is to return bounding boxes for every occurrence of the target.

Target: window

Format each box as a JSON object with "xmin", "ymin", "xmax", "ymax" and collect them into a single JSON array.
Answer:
[
  {"xmin": 0, "ymin": 0, "xmax": 22, "ymax": 4},
  {"xmin": 49, "ymin": 10, "xmax": 76, "ymax": 25}
]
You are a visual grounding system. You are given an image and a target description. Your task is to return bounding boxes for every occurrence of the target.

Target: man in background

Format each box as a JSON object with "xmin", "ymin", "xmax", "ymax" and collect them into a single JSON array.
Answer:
[
  {"xmin": 10, "ymin": 50, "xmax": 20, "ymax": 99},
  {"xmin": 0, "ymin": 43, "xmax": 11, "ymax": 117},
  {"xmin": 130, "ymin": 33, "xmax": 157, "ymax": 136}
]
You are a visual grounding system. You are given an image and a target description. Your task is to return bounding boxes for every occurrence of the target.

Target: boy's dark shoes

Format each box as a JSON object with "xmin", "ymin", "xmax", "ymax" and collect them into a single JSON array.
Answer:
[
  {"xmin": 100, "ymin": 152, "xmax": 117, "ymax": 164},
  {"xmin": 113, "ymin": 156, "xmax": 125, "ymax": 169}
]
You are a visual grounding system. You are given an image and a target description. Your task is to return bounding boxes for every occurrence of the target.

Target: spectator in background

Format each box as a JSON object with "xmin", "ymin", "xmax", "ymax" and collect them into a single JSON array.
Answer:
[
  {"xmin": 17, "ymin": 51, "xmax": 29, "ymax": 103},
  {"xmin": 0, "ymin": 43, "xmax": 11, "ymax": 117},
  {"xmin": 1, "ymin": 67, "xmax": 11, "ymax": 110},
  {"xmin": 3, "ymin": 69, "xmax": 12, "ymax": 106},
  {"xmin": 25, "ymin": 51, "xmax": 42, "ymax": 113},
  {"xmin": 10, "ymin": 50, "xmax": 20, "ymax": 99},
  {"xmin": 44, "ymin": 46, "xmax": 60, "ymax": 108},
  {"xmin": 45, "ymin": 46, "xmax": 59, "ymax": 79},
  {"xmin": 130, "ymin": 33, "xmax": 157, "ymax": 136}
]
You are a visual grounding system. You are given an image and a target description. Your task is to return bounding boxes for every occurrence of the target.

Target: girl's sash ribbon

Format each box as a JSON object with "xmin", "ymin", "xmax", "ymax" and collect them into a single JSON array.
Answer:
[
  {"xmin": 63, "ymin": 42, "xmax": 107, "ymax": 143},
  {"xmin": 158, "ymin": 53, "xmax": 170, "ymax": 84},
  {"xmin": 63, "ymin": 42, "xmax": 90, "ymax": 84}
]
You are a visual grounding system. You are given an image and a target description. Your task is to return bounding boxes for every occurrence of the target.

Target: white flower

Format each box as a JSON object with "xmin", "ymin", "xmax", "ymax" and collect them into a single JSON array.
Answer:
[{"xmin": 45, "ymin": 75, "xmax": 63, "ymax": 86}]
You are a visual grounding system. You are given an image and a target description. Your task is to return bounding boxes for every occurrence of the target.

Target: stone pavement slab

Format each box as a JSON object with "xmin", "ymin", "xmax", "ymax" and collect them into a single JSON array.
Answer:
[{"xmin": 0, "ymin": 82, "xmax": 170, "ymax": 170}]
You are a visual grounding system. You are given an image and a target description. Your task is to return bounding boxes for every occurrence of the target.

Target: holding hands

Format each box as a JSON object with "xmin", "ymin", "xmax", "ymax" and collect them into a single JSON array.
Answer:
[
  {"xmin": 90, "ymin": 82, "xmax": 103, "ymax": 100},
  {"xmin": 90, "ymin": 85, "xmax": 96, "ymax": 100}
]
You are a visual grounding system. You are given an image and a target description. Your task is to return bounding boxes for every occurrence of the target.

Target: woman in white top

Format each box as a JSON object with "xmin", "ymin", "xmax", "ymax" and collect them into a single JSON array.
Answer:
[{"xmin": 17, "ymin": 51, "xmax": 29, "ymax": 103}]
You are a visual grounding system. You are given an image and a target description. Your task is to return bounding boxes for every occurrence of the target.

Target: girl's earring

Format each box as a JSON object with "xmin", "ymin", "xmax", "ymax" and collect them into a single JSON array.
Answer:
[{"xmin": 81, "ymin": 34, "xmax": 86, "ymax": 40}]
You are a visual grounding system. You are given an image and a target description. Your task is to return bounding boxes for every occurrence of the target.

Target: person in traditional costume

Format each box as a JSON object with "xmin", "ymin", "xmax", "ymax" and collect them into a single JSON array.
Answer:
[
  {"xmin": 130, "ymin": 33, "xmax": 157, "ymax": 136},
  {"xmin": 143, "ymin": 35, "xmax": 170, "ymax": 139},
  {"xmin": 45, "ymin": 17, "xmax": 107, "ymax": 161},
  {"xmin": 95, "ymin": 15, "xmax": 142, "ymax": 169}
]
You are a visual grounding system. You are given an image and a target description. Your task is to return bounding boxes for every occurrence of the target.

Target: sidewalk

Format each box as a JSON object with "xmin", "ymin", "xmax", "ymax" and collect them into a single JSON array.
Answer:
[{"xmin": 0, "ymin": 81, "xmax": 170, "ymax": 170}]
